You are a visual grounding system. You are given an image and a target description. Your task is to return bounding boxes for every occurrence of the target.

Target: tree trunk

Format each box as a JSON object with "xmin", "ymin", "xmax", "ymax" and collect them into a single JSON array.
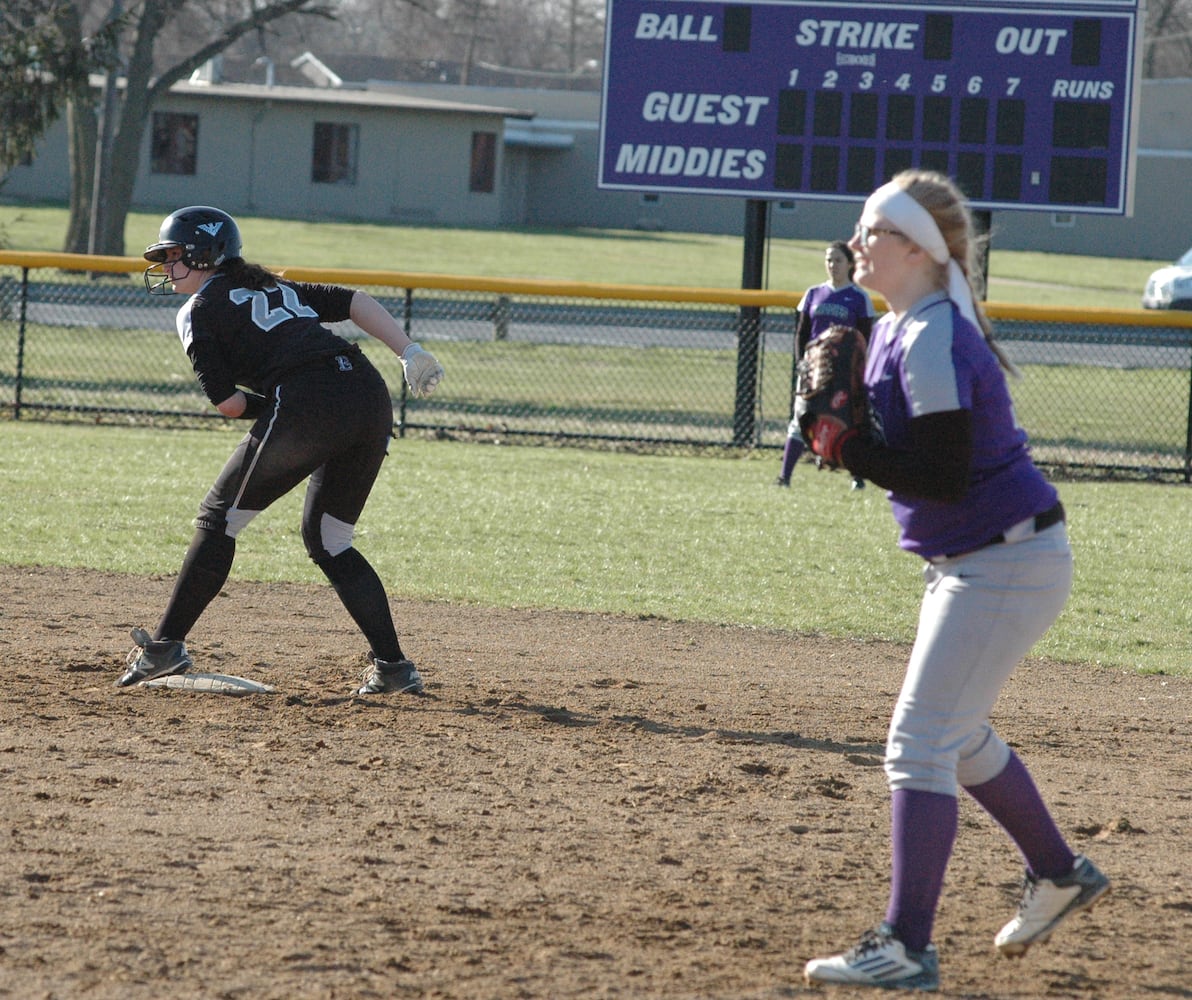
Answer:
[
  {"xmin": 64, "ymin": 0, "xmax": 335, "ymax": 256},
  {"xmin": 56, "ymin": 3, "xmax": 95, "ymax": 254},
  {"xmin": 93, "ymin": 1, "xmax": 167, "ymax": 258},
  {"xmin": 63, "ymin": 94, "xmax": 97, "ymax": 255}
]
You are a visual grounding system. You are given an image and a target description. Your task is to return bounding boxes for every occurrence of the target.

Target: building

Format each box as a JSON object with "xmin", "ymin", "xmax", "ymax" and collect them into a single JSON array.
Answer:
[
  {"xmin": 5, "ymin": 63, "xmax": 535, "ymax": 230},
  {"xmin": 4, "ymin": 61, "xmax": 1190, "ymax": 261}
]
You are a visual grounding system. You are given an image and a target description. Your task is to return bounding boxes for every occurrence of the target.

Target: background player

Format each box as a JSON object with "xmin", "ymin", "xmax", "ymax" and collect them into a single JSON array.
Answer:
[
  {"xmin": 801, "ymin": 172, "xmax": 1108, "ymax": 991},
  {"xmin": 117, "ymin": 205, "xmax": 444, "ymax": 696},
  {"xmin": 776, "ymin": 241, "xmax": 875, "ymax": 490}
]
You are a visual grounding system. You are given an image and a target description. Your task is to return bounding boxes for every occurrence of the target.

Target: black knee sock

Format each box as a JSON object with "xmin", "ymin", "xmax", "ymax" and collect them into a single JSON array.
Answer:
[
  {"xmin": 318, "ymin": 548, "xmax": 403, "ymax": 662},
  {"xmin": 156, "ymin": 528, "xmax": 236, "ymax": 641}
]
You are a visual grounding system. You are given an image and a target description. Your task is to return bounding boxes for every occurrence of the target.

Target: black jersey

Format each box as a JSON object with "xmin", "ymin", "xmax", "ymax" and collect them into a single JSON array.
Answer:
[{"xmin": 175, "ymin": 277, "xmax": 357, "ymax": 405}]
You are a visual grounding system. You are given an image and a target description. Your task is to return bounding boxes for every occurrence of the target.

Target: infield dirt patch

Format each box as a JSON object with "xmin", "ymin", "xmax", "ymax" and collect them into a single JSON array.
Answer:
[{"xmin": 1, "ymin": 565, "xmax": 1188, "ymax": 999}]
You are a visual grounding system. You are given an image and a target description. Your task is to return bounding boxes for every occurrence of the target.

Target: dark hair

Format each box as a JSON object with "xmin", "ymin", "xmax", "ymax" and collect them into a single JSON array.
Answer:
[
  {"xmin": 828, "ymin": 240, "xmax": 856, "ymax": 277},
  {"xmin": 218, "ymin": 257, "xmax": 283, "ymax": 291}
]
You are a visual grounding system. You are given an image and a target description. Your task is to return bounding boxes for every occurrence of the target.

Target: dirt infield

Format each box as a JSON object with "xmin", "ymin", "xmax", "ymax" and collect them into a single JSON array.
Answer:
[{"xmin": 1, "ymin": 565, "xmax": 1189, "ymax": 999}]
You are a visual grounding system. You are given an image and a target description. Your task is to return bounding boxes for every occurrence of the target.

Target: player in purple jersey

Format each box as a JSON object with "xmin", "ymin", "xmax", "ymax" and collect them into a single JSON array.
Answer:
[
  {"xmin": 776, "ymin": 241, "xmax": 875, "ymax": 489},
  {"xmin": 802, "ymin": 173, "xmax": 1108, "ymax": 991},
  {"xmin": 117, "ymin": 207, "xmax": 444, "ymax": 697}
]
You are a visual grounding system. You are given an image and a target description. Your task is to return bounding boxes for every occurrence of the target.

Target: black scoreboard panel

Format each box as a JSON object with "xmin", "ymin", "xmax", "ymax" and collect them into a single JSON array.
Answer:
[
  {"xmin": 601, "ymin": 0, "xmax": 1142, "ymax": 214},
  {"xmin": 775, "ymin": 83, "xmax": 1116, "ymax": 202}
]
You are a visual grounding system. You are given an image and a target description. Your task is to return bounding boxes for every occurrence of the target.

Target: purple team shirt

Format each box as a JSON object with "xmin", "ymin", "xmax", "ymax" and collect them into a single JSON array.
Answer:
[
  {"xmin": 864, "ymin": 292, "xmax": 1057, "ymax": 558},
  {"xmin": 798, "ymin": 282, "xmax": 875, "ymax": 341}
]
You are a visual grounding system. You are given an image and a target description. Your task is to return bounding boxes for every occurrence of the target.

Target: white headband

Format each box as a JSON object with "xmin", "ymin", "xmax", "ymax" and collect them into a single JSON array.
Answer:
[{"xmin": 863, "ymin": 182, "xmax": 980, "ymax": 328}]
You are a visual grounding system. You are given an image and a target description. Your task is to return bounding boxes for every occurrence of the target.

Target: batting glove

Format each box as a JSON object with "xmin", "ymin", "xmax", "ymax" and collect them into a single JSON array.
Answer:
[
  {"xmin": 401, "ymin": 343, "xmax": 444, "ymax": 396},
  {"xmin": 806, "ymin": 415, "xmax": 857, "ymax": 468}
]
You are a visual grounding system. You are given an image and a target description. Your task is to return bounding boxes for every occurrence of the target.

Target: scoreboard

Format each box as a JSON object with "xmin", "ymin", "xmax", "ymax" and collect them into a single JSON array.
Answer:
[{"xmin": 598, "ymin": 0, "xmax": 1144, "ymax": 214}]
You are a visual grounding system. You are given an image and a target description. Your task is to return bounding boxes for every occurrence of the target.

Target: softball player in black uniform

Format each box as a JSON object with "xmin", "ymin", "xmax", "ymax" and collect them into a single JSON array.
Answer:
[{"xmin": 118, "ymin": 206, "xmax": 443, "ymax": 695}]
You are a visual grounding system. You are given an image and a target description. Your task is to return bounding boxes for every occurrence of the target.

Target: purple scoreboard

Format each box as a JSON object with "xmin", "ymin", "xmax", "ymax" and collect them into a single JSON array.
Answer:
[{"xmin": 598, "ymin": 0, "xmax": 1144, "ymax": 214}]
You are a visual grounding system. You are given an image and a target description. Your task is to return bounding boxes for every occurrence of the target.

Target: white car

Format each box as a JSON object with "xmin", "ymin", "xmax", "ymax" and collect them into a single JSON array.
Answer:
[{"xmin": 1142, "ymin": 247, "xmax": 1192, "ymax": 310}]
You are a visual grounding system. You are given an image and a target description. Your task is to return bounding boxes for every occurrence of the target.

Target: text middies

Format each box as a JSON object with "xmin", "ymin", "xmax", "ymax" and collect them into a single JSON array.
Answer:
[{"xmin": 614, "ymin": 144, "xmax": 766, "ymax": 180}]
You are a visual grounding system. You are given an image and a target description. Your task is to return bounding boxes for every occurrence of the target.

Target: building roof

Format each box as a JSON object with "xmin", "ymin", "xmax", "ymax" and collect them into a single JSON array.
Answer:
[{"xmin": 168, "ymin": 78, "xmax": 536, "ymax": 120}]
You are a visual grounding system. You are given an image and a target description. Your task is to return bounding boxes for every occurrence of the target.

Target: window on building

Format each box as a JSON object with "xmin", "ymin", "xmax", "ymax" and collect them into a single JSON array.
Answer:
[
  {"xmin": 312, "ymin": 122, "xmax": 358, "ymax": 184},
  {"xmin": 469, "ymin": 131, "xmax": 497, "ymax": 193},
  {"xmin": 150, "ymin": 113, "xmax": 198, "ymax": 175},
  {"xmin": 1050, "ymin": 212, "xmax": 1076, "ymax": 229}
]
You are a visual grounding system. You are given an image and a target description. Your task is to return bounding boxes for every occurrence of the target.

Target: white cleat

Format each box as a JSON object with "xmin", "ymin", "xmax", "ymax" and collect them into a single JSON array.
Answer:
[
  {"xmin": 995, "ymin": 854, "xmax": 1110, "ymax": 957},
  {"xmin": 805, "ymin": 922, "xmax": 939, "ymax": 991}
]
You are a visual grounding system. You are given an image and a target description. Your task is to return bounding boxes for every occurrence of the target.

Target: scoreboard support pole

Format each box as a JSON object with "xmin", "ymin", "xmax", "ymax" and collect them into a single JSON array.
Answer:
[
  {"xmin": 973, "ymin": 209, "xmax": 992, "ymax": 300},
  {"xmin": 733, "ymin": 198, "xmax": 769, "ymax": 446}
]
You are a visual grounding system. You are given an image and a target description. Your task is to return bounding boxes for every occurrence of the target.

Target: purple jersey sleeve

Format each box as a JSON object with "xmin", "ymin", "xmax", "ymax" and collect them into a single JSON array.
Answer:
[{"xmin": 864, "ymin": 292, "xmax": 1057, "ymax": 558}]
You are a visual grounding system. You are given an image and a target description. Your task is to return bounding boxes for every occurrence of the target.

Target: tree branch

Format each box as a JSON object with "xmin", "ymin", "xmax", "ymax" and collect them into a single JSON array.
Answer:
[{"xmin": 147, "ymin": 0, "xmax": 338, "ymax": 102}]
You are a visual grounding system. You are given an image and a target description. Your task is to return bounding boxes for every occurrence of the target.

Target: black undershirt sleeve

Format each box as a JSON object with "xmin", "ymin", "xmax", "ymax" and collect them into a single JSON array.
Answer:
[
  {"xmin": 840, "ymin": 409, "xmax": 973, "ymax": 502},
  {"xmin": 794, "ymin": 309, "xmax": 813, "ymax": 360}
]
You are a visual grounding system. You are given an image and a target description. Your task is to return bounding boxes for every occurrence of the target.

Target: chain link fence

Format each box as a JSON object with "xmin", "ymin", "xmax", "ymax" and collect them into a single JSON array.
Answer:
[{"xmin": 3, "ymin": 252, "xmax": 1192, "ymax": 480}]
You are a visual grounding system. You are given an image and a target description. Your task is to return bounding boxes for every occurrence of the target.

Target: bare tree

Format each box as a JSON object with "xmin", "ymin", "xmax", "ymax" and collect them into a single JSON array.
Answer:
[
  {"xmin": 307, "ymin": 0, "xmax": 604, "ymax": 84},
  {"xmin": 479, "ymin": 0, "xmax": 602, "ymax": 77},
  {"xmin": 330, "ymin": 0, "xmax": 443, "ymax": 57},
  {"xmin": 1145, "ymin": 0, "xmax": 1192, "ymax": 77},
  {"xmin": 62, "ymin": 0, "xmax": 337, "ymax": 256}
]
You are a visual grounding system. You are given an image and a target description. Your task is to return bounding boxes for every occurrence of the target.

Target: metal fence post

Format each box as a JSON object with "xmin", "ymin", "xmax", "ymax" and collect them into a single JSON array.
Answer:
[
  {"xmin": 733, "ymin": 200, "xmax": 767, "ymax": 447},
  {"xmin": 14, "ymin": 267, "xmax": 30, "ymax": 420},
  {"xmin": 1185, "ymin": 355, "xmax": 1192, "ymax": 484},
  {"xmin": 396, "ymin": 287, "xmax": 413, "ymax": 437},
  {"xmin": 494, "ymin": 294, "xmax": 510, "ymax": 340}
]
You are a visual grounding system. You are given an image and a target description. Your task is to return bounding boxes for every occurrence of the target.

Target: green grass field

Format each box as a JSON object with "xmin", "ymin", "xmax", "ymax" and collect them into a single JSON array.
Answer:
[
  {"xmin": 0, "ymin": 199, "xmax": 1163, "ymax": 310},
  {"xmin": 3, "ymin": 204, "xmax": 1189, "ymax": 678},
  {"xmin": 1, "ymin": 421, "xmax": 1188, "ymax": 676}
]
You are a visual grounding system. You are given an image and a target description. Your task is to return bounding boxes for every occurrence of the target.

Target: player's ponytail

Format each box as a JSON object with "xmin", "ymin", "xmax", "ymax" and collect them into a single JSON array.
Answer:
[
  {"xmin": 219, "ymin": 258, "xmax": 283, "ymax": 291},
  {"xmin": 898, "ymin": 171, "xmax": 1020, "ymax": 377}
]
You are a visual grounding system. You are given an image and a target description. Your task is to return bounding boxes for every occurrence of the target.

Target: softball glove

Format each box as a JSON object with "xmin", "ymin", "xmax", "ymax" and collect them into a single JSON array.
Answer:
[{"xmin": 794, "ymin": 324, "xmax": 869, "ymax": 468}]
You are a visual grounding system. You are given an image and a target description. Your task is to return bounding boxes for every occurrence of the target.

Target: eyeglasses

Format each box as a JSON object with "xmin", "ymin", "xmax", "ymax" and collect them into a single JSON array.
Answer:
[{"xmin": 853, "ymin": 223, "xmax": 905, "ymax": 244}]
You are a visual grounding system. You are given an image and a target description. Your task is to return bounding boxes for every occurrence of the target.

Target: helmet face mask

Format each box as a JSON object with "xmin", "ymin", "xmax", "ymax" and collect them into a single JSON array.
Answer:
[
  {"xmin": 143, "ymin": 244, "xmax": 186, "ymax": 294},
  {"xmin": 143, "ymin": 206, "xmax": 242, "ymax": 295}
]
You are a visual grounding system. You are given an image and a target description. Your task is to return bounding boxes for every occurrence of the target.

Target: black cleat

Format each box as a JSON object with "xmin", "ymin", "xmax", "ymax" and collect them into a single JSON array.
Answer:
[
  {"xmin": 357, "ymin": 657, "xmax": 424, "ymax": 695},
  {"xmin": 116, "ymin": 627, "xmax": 192, "ymax": 687}
]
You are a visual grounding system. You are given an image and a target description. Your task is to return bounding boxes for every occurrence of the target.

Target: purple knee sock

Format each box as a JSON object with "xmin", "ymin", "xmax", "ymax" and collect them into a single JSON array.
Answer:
[
  {"xmin": 964, "ymin": 751, "xmax": 1075, "ymax": 880},
  {"xmin": 779, "ymin": 436, "xmax": 805, "ymax": 480},
  {"xmin": 885, "ymin": 788, "xmax": 958, "ymax": 953}
]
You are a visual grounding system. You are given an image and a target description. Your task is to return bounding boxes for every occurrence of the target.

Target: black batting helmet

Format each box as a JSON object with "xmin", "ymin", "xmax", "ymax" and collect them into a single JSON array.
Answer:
[{"xmin": 143, "ymin": 206, "xmax": 243, "ymax": 294}]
